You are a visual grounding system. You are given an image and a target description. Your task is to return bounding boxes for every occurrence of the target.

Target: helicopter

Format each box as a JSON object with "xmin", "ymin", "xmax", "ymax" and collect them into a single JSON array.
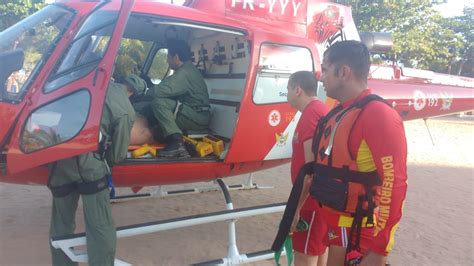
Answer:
[{"xmin": 1, "ymin": 0, "xmax": 473, "ymax": 190}]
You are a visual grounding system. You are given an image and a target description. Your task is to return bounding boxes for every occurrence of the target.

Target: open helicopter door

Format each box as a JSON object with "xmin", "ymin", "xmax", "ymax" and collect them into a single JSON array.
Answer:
[{"xmin": 6, "ymin": 0, "xmax": 135, "ymax": 174}]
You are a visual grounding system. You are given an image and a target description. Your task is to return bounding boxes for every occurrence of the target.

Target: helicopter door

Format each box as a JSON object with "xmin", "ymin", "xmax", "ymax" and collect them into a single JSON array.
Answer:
[{"xmin": 7, "ymin": 0, "xmax": 135, "ymax": 174}]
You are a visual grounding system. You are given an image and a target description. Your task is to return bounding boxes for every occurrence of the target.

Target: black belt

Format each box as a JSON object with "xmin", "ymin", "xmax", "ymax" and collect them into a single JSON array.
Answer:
[
  {"xmin": 49, "ymin": 175, "xmax": 108, "ymax": 198},
  {"xmin": 191, "ymin": 105, "xmax": 211, "ymax": 112}
]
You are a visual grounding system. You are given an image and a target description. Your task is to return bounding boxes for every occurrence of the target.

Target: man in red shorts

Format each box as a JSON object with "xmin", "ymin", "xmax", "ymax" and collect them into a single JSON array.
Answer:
[
  {"xmin": 286, "ymin": 71, "xmax": 329, "ymax": 265},
  {"xmin": 310, "ymin": 40, "xmax": 408, "ymax": 265}
]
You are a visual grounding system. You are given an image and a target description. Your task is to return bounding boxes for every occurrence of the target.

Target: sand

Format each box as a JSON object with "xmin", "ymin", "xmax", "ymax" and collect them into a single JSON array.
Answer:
[{"xmin": 0, "ymin": 116, "xmax": 473, "ymax": 266}]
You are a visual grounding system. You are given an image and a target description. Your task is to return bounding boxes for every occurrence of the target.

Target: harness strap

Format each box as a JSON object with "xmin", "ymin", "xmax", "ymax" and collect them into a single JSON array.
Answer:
[
  {"xmin": 365, "ymin": 188, "xmax": 375, "ymax": 226},
  {"xmin": 312, "ymin": 94, "xmax": 389, "ymax": 159},
  {"xmin": 49, "ymin": 175, "xmax": 109, "ymax": 198},
  {"xmin": 314, "ymin": 164, "xmax": 381, "ymax": 186},
  {"xmin": 312, "ymin": 105, "xmax": 343, "ymax": 155},
  {"xmin": 46, "ymin": 162, "xmax": 74, "ymax": 198},
  {"xmin": 77, "ymin": 175, "xmax": 109, "ymax": 195},
  {"xmin": 345, "ymin": 196, "xmax": 365, "ymax": 266},
  {"xmin": 49, "ymin": 182, "xmax": 76, "ymax": 198}
]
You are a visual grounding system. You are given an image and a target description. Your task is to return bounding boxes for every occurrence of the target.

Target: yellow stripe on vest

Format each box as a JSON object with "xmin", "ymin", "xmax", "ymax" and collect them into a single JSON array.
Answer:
[{"xmin": 338, "ymin": 215, "xmax": 377, "ymax": 228}]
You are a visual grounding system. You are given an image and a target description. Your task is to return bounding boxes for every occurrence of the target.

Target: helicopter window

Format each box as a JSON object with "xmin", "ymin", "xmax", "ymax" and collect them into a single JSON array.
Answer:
[
  {"xmin": 148, "ymin": 48, "xmax": 173, "ymax": 84},
  {"xmin": 44, "ymin": 8, "xmax": 119, "ymax": 93},
  {"xmin": 20, "ymin": 90, "xmax": 90, "ymax": 153},
  {"xmin": 113, "ymin": 38, "xmax": 153, "ymax": 80},
  {"xmin": 253, "ymin": 43, "xmax": 313, "ymax": 104},
  {"xmin": 0, "ymin": 5, "xmax": 74, "ymax": 101}
]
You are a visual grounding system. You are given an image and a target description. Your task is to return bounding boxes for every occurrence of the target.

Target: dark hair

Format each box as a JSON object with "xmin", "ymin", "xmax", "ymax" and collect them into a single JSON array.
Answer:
[
  {"xmin": 166, "ymin": 39, "xmax": 191, "ymax": 62},
  {"xmin": 323, "ymin": 40, "xmax": 371, "ymax": 81},
  {"xmin": 288, "ymin": 71, "xmax": 318, "ymax": 96}
]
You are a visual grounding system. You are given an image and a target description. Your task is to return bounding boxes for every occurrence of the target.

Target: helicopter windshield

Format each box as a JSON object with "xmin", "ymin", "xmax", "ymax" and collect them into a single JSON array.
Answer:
[{"xmin": 0, "ymin": 5, "xmax": 74, "ymax": 101}]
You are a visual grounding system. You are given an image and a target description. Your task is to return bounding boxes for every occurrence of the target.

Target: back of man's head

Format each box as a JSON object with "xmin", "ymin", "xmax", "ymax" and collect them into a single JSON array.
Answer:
[
  {"xmin": 323, "ymin": 40, "xmax": 371, "ymax": 81},
  {"xmin": 167, "ymin": 39, "xmax": 192, "ymax": 62},
  {"xmin": 288, "ymin": 71, "xmax": 318, "ymax": 96}
]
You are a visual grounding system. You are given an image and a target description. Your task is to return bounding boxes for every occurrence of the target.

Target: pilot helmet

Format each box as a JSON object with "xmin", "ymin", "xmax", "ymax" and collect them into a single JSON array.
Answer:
[{"xmin": 122, "ymin": 74, "xmax": 147, "ymax": 95}]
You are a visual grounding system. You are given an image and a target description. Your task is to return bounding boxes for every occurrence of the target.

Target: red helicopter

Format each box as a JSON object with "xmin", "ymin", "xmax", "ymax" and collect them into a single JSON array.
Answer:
[{"xmin": 1, "ymin": 0, "xmax": 473, "ymax": 189}]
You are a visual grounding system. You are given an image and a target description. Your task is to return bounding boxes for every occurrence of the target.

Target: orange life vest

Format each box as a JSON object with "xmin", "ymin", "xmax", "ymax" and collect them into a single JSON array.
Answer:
[{"xmin": 310, "ymin": 95, "xmax": 387, "ymax": 223}]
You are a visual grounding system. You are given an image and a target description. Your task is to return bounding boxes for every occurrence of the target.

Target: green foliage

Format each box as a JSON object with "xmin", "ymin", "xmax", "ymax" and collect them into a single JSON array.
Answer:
[
  {"xmin": 0, "ymin": 0, "xmax": 45, "ymax": 31},
  {"xmin": 339, "ymin": 0, "xmax": 470, "ymax": 76},
  {"xmin": 448, "ymin": 6, "xmax": 474, "ymax": 77},
  {"xmin": 114, "ymin": 39, "xmax": 150, "ymax": 79},
  {"xmin": 148, "ymin": 50, "xmax": 169, "ymax": 81},
  {"xmin": 2, "ymin": 0, "xmax": 171, "ymax": 81},
  {"xmin": 113, "ymin": 39, "xmax": 170, "ymax": 82}
]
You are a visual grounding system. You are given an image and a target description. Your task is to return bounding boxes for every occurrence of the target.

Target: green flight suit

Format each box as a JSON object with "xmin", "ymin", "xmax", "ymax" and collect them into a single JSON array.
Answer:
[
  {"xmin": 147, "ymin": 61, "xmax": 210, "ymax": 140},
  {"xmin": 49, "ymin": 82, "xmax": 135, "ymax": 266}
]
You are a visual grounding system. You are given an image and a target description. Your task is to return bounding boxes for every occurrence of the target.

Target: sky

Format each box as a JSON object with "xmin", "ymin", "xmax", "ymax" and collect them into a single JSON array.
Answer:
[{"xmin": 433, "ymin": 0, "xmax": 472, "ymax": 17}]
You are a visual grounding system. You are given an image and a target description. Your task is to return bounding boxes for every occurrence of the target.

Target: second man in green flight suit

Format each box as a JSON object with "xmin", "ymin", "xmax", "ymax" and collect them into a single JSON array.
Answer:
[
  {"xmin": 48, "ymin": 80, "xmax": 135, "ymax": 266},
  {"xmin": 147, "ymin": 39, "xmax": 210, "ymax": 157}
]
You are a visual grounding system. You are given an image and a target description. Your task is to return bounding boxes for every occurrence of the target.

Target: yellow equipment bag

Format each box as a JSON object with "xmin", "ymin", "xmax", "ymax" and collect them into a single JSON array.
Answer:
[
  {"xmin": 203, "ymin": 135, "xmax": 224, "ymax": 156},
  {"xmin": 183, "ymin": 136, "xmax": 213, "ymax": 157}
]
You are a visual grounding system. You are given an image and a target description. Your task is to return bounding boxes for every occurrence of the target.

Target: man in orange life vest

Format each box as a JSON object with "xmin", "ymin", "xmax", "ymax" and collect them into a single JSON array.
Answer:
[
  {"xmin": 287, "ymin": 71, "xmax": 329, "ymax": 266},
  {"xmin": 295, "ymin": 40, "xmax": 408, "ymax": 266}
]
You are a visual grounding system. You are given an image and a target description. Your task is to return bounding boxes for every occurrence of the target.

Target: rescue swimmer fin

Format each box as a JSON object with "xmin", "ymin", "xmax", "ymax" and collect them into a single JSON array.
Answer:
[{"xmin": 274, "ymin": 235, "xmax": 293, "ymax": 266}]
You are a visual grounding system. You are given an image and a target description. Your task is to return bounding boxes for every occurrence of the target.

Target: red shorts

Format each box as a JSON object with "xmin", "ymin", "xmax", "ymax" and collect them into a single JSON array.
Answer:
[
  {"xmin": 325, "ymin": 224, "xmax": 375, "ymax": 254},
  {"xmin": 322, "ymin": 213, "xmax": 375, "ymax": 254},
  {"xmin": 292, "ymin": 209, "xmax": 328, "ymax": 256}
]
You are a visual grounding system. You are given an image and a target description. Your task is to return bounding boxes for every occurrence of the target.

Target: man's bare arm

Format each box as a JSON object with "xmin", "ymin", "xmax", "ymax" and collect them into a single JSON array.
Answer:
[{"xmin": 291, "ymin": 139, "xmax": 315, "ymax": 232}]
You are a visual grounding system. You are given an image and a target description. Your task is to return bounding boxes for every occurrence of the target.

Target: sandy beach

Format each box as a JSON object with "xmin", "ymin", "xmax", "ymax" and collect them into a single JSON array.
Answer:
[{"xmin": 0, "ymin": 116, "xmax": 473, "ymax": 265}]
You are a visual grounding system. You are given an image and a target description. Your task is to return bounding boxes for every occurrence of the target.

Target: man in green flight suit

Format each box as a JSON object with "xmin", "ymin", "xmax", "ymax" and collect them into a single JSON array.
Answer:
[
  {"xmin": 147, "ymin": 39, "xmax": 210, "ymax": 157},
  {"xmin": 48, "ymin": 80, "xmax": 135, "ymax": 266},
  {"xmin": 119, "ymin": 74, "xmax": 149, "ymax": 113}
]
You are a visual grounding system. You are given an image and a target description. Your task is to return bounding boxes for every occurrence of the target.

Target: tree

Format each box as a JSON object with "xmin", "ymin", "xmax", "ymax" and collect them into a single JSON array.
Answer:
[
  {"xmin": 338, "ymin": 0, "xmax": 466, "ymax": 74},
  {"xmin": 114, "ymin": 39, "xmax": 149, "ymax": 79},
  {"xmin": 449, "ymin": 6, "xmax": 474, "ymax": 77},
  {"xmin": 0, "ymin": 0, "xmax": 45, "ymax": 31}
]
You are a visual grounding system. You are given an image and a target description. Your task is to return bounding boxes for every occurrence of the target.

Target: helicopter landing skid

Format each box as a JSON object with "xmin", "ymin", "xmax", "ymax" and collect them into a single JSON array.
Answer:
[
  {"xmin": 51, "ymin": 178, "xmax": 286, "ymax": 265},
  {"xmin": 111, "ymin": 173, "xmax": 273, "ymax": 202}
]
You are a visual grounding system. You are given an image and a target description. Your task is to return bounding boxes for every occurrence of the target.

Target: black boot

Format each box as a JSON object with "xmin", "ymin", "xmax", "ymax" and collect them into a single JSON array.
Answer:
[{"xmin": 159, "ymin": 134, "xmax": 190, "ymax": 158}]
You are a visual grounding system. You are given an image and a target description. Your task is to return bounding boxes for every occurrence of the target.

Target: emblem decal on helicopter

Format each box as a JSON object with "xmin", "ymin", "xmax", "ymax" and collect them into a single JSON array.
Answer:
[
  {"xmin": 275, "ymin": 132, "xmax": 289, "ymax": 147},
  {"xmin": 440, "ymin": 92, "xmax": 453, "ymax": 110},
  {"xmin": 264, "ymin": 112, "xmax": 300, "ymax": 160},
  {"xmin": 268, "ymin": 110, "xmax": 281, "ymax": 126},
  {"xmin": 412, "ymin": 90, "xmax": 427, "ymax": 111}
]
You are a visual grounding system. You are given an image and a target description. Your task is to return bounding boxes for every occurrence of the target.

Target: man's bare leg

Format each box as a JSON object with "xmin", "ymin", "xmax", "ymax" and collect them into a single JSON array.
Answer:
[
  {"xmin": 327, "ymin": 245, "xmax": 346, "ymax": 266},
  {"xmin": 318, "ymin": 248, "xmax": 328, "ymax": 266},
  {"xmin": 295, "ymin": 247, "xmax": 328, "ymax": 266},
  {"xmin": 295, "ymin": 252, "xmax": 318, "ymax": 266}
]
